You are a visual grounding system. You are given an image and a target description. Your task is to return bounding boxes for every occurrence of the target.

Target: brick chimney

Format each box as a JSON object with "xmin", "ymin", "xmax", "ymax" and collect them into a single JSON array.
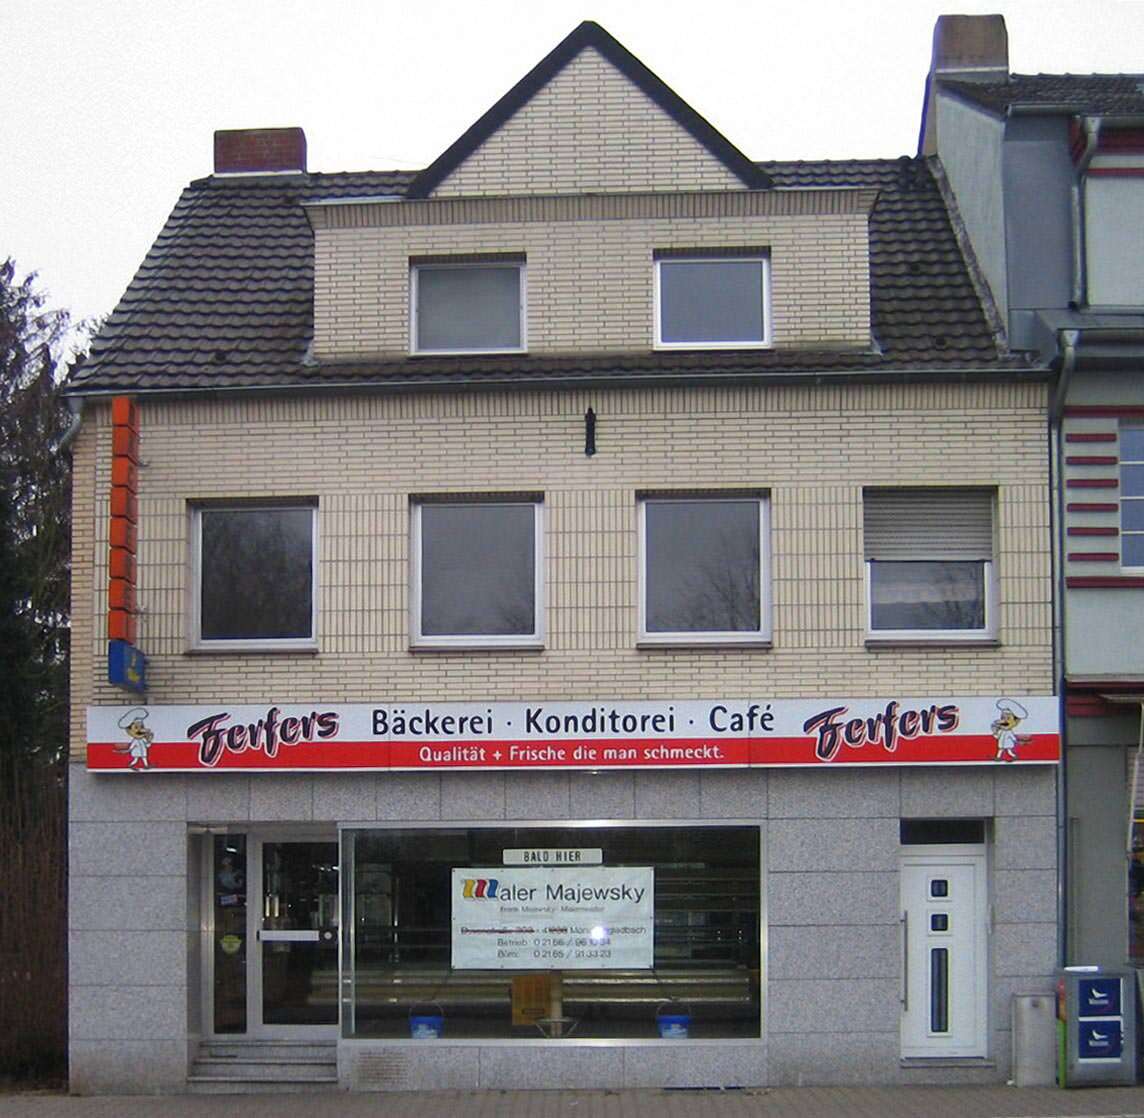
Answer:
[
  {"xmin": 213, "ymin": 127, "xmax": 307, "ymax": 175},
  {"xmin": 920, "ymin": 14, "xmax": 1009, "ymax": 156}
]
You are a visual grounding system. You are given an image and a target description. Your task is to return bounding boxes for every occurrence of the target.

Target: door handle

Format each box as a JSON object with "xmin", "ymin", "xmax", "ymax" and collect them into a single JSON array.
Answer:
[
  {"xmin": 260, "ymin": 929, "xmax": 321, "ymax": 942},
  {"xmin": 900, "ymin": 911, "xmax": 909, "ymax": 1010}
]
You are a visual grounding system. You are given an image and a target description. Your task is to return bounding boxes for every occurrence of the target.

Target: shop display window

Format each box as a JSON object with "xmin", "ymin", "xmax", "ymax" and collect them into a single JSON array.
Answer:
[{"xmin": 340, "ymin": 824, "xmax": 761, "ymax": 1040}]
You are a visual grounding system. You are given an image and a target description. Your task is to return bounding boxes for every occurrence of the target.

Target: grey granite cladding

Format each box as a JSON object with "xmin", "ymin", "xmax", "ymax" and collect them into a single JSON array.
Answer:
[{"xmin": 65, "ymin": 762, "xmax": 1055, "ymax": 1090}]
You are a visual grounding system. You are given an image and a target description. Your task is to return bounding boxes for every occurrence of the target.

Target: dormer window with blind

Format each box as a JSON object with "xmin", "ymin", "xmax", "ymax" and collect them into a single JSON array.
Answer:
[
  {"xmin": 411, "ymin": 257, "xmax": 526, "ymax": 354},
  {"xmin": 653, "ymin": 252, "xmax": 771, "ymax": 349},
  {"xmin": 863, "ymin": 488, "xmax": 997, "ymax": 642},
  {"xmin": 1084, "ymin": 137, "xmax": 1144, "ymax": 308}
]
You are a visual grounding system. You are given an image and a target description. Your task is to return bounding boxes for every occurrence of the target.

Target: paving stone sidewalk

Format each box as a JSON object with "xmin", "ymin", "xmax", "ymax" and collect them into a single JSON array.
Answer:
[{"xmin": 5, "ymin": 1087, "xmax": 1144, "ymax": 1118}]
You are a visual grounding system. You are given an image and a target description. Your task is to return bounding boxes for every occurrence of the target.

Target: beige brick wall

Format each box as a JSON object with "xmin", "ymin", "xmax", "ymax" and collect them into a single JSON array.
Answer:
[
  {"xmin": 310, "ymin": 191, "xmax": 874, "ymax": 359},
  {"xmin": 70, "ymin": 382, "xmax": 1053, "ymax": 760},
  {"xmin": 432, "ymin": 48, "xmax": 743, "ymax": 197},
  {"xmin": 69, "ymin": 416, "xmax": 100, "ymax": 762}
]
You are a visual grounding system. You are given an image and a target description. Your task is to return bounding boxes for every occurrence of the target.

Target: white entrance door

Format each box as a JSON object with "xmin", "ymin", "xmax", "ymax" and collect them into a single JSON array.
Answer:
[{"xmin": 900, "ymin": 846, "xmax": 988, "ymax": 1058}]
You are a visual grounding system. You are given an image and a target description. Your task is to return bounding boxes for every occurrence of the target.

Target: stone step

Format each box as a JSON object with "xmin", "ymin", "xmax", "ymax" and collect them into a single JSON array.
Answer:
[
  {"xmin": 187, "ymin": 1075, "xmax": 340, "ymax": 1095},
  {"xmin": 193, "ymin": 1057, "xmax": 336, "ymax": 1080},
  {"xmin": 200, "ymin": 1041, "xmax": 336, "ymax": 1062},
  {"xmin": 190, "ymin": 1039, "xmax": 338, "ymax": 1092}
]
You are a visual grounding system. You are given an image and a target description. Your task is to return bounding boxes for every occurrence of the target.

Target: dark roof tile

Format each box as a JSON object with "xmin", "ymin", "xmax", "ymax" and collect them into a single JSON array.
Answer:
[
  {"xmin": 69, "ymin": 158, "xmax": 1032, "ymax": 396},
  {"xmin": 942, "ymin": 73, "xmax": 1144, "ymax": 115}
]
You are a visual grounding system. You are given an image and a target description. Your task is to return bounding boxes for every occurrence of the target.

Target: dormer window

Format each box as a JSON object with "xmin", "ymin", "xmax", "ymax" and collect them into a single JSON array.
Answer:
[
  {"xmin": 1085, "ymin": 153, "xmax": 1144, "ymax": 307},
  {"xmin": 411, "ymin": 257, "xmax": 526, "ymax": 354},
  {"xmin": 654, "ymin": 252, "xmax": 771, "ymax": 349}
]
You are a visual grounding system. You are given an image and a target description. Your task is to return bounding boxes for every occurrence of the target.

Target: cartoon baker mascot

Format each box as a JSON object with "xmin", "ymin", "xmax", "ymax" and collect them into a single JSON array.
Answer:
[
  {"xmin": 991, "ymin": 698, "xmax": 1031, "ymax": 763},
  {"xmin": 116, "ymin": 708, "xmax": 154, "ymax": 771}
]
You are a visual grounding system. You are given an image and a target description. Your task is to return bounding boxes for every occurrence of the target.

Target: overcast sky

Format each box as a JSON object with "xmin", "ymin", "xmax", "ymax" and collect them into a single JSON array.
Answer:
[{"xmin": 5, "ymin": 0, "xmax": 1144, "ymax": 339}]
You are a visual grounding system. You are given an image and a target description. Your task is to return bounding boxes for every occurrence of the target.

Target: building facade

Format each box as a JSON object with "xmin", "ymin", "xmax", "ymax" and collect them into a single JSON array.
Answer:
[
  {"xmin": 923, "ymin": 14, "xmax": 1144, "ymax": 975},
  {"xmin": 68, "ymin": 23, "xmax": 1059, "ymax": 1093}
]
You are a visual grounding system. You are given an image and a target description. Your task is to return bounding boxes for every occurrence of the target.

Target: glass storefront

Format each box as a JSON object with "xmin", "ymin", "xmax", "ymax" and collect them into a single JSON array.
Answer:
[
  {"xmin": 209, "ymin": 833, "xmax": 339, "ymax": 1035},
  {"xmin": 341, "ymin": 825, "xmax": 761, "ymax": 1039},
  {"xmin": 212, "ymin": 834, "xmax": 247, "ymax": 1033}
]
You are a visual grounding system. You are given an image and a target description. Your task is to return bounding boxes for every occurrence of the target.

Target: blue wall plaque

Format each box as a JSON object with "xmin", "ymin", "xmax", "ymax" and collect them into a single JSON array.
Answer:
[{"xmin": 107, "ymin": 640, "xmax": 147, "ymax": 694}]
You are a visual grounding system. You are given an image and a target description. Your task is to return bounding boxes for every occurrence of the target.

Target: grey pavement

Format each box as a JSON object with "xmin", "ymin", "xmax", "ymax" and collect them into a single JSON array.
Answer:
[{"xmin": 5, "ymin": 1087, "xmax": 1144, "ymax": 1118}]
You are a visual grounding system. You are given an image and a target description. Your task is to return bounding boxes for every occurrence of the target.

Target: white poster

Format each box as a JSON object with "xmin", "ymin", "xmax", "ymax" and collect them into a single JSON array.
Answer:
[{"xmin": 451, "ymin": 866, "xmax": 654, "ymax": 970}]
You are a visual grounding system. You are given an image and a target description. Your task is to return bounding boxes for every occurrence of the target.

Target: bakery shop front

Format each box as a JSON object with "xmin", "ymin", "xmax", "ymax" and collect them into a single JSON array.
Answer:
[{"xmin": 83, "ymin": 693, "xmax": 1058, "ymax": 1086}]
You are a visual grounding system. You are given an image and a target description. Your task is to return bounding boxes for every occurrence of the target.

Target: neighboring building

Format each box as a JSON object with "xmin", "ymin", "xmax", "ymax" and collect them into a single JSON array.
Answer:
[
  {"xmin": 67, "ymin": 22, "xmax": 1059, "ymax": 1093},
  {"xmin": 922, "ymin": 14, "xmax": 1144, "ymax": 975}
]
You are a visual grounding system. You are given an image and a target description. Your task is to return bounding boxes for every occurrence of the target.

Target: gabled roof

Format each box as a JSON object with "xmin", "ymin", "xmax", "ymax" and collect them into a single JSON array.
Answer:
[
  {"xmin": 67, "ymin": 156, "xmax": 1036, "ymax": 398},
  {"xmin": 942, "ymin": 73, "xmax": 1144, "ymax": 116},
  {"xmin": 404, "ymin": 21, "xmax": 771, "ymax": 198}
]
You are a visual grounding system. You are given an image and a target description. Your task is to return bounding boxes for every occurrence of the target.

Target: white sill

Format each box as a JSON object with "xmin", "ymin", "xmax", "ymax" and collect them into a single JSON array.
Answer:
[
  {"xmin": 638, "ymin": 634, "xmax": 772, "ymax": 649},
  {"xmin": 411, "ymin": 346, "xmax": 526, "ymax": 357},
  {"xmin": 653, "ymin": 340, "xmax": 771, "ymax": 351},
  {"xmin": 187, "ymin": 640, "xmax": 319, "ymax": 656},
  {"xmin": 865, "ymin": 634, "xmax": 999, "ymax": 649},
  {"xmin": 411, "ymin": 638, "xmax": 544, "ymax": 653}
]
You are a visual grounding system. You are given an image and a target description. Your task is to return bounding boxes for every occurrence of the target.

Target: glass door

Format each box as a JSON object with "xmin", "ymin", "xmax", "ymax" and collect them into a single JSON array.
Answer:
[
  {"xmin": 210, "ymin": 833, "xmax": 249, "ymax": 1035},
  {"xmin": 252, "ymin": 837, "xmax": 340, "ymax": 1036}
]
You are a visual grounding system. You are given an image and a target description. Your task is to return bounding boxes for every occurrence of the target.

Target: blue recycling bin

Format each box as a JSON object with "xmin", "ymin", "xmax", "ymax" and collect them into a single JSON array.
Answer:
[{"xmin": 1058, "ymin": 968, "xmax": 1136, "ymax": 1086}]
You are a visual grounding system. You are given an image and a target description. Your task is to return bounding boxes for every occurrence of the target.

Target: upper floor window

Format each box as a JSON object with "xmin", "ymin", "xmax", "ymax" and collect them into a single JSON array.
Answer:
[
  {"xmin": 864, "ymin": 488, "xmax": 996, "ymax": 642},
  {"xmin": 638, "ymin": 494, "xmax": 770, "ymax": 644},
  {"xmin": 411, "ymin": 258, "xmax": 525, "ymax": 354},
  {"xmin": 192, "ymin": 503, "xmax": 317, "ymax": 649},
  {"xmin": 654, "ymin": 253, "xmax": 770, "ymax": 349},
  {"xmin": 1085, "ymin": 167, "xmax": 1144, "ymax": 306},
  {"xmin": 1121, "ymin": 425, "xmax": 1144, "ymax": 567},
  {"xmin": 411, "ymin": 498, "xmax": 543, "ymax": 648}
]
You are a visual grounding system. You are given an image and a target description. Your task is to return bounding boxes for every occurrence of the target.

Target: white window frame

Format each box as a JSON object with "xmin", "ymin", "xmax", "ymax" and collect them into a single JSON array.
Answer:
[
  {"xmin": 1121, "ymin": 423, "xmax": 1144, "ymax": 570},
  {"xmin": 863, "ymin": 489, "xmax": 997, "ymax": 645},
  {"xmin": 410, "ymin": 261, "xmax": 527, "ymax": 355},
  {"xmin": 410, "ymin": 499, "xmax": 544, "ymax": 649},
  {"xmin": 653, "ymin": 255, "xmax": 772, "ymax": 350},
  {"xmin": 637, "ymin": 495, "xmax": 771, "ymax": 646},
  {"xmin": 191, "ymin": 502, "xmax": 319, "ymax": 652},
  {"xmin": 864, "ymin": 562, "xmax": 997, "ymax": 644}
]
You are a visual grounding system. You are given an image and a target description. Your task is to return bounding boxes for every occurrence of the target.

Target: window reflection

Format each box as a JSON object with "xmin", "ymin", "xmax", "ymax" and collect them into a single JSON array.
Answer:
[
  {"xmin": 418, "ymin": 503, "xmax": 537, "ymax": 638},
  {"xmin": 343, "ymin": 826, "xmax": 761, "ymax": 1040},
  {"xmin": 644, "ymin": 500, "xmax": 761, "ymax": 634},
  {"xmin": 199, "ymin": 507, "xmax": 313, "ymax": 641},
  {"xmin": 869, "ymin": 560, "xmax": 986, "ymax": 631}
]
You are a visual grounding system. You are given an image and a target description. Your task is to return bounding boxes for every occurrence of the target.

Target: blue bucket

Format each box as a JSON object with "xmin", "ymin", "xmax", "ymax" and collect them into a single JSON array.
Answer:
[
  {"xmin": 409, "ymin": 1005, "xmax": 444, "ymax": 1039},
  {"xmin": 656, "ymin": 1004, "xmax": 691, "ymax": 1039}
]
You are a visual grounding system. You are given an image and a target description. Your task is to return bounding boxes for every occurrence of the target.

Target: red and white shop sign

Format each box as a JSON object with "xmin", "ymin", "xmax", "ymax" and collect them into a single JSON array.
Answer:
[{"xmin": 87, "ymin": 696, "xmax": 1060, "ymax": 774}]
